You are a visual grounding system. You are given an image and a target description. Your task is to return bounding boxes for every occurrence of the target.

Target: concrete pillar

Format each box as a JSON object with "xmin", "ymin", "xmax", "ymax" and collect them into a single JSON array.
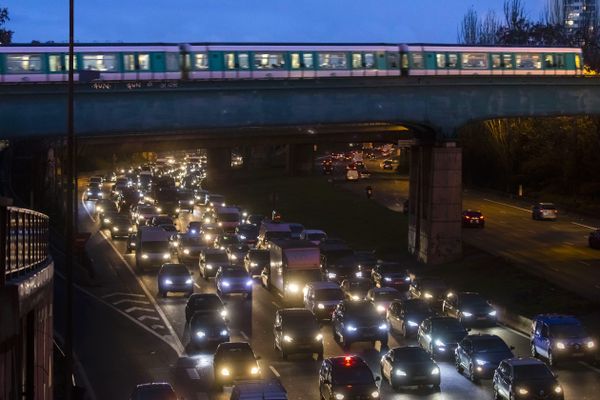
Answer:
[
  {"xmin": 286, "ymin": 144, "xmax": 315, "ymax": 176},
  {"xmin": 408, "ymin": 144, "xmax": 462, "ymax": 264},
  {"xmin": 206, "ymin": 147, "xmax": 231, "ymax": 186}
]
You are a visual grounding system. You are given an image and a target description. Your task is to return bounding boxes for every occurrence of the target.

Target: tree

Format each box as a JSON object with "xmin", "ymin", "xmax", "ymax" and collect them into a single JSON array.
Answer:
[
  {"xmin": 0, "ymin": 6, "xmax": 13, "ymax": 45},
  {"xmin": 458, "ymin": 7, "xmax": 479, "ymax": 44}
]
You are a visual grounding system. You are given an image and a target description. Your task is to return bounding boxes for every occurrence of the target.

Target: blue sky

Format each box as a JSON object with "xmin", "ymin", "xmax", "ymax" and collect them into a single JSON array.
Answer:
[{"xmin": 3, "ymin": 1, "xmax": 547, "ymax": 43}]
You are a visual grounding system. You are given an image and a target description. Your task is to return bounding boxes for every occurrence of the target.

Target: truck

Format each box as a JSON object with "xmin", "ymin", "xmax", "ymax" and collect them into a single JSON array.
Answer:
[
  {"xmin": 135, "ymin": 226, "xmax": 173, "ymax": 270},
  {"xmin": 215, "ymin": 206, "xmax": 242, "ymax": 233},
  {"xmin": 268, "ymin": 239, "xmax": 322, "ymax": 302}
]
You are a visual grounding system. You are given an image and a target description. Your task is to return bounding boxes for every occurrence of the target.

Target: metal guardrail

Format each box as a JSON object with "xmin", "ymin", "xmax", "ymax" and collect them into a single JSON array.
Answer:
[{"xmin": 1, "ymin": 205, "xmax": 50, "ymax": 285}]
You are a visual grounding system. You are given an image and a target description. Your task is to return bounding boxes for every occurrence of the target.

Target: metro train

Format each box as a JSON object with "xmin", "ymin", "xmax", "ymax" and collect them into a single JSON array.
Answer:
[{"xmin": 0, "ymin": 42, "xmax": 584, "ymax": 83}]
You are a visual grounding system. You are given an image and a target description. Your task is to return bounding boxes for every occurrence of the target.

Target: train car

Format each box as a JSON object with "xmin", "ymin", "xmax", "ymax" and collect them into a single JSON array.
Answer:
[
  {"xmin": 401, "ymin": 44, "xmax": 583, "ymax": 76},
  {"xmin": 0, "ymin": 43, "xmax": 182, "ymax": 83}
]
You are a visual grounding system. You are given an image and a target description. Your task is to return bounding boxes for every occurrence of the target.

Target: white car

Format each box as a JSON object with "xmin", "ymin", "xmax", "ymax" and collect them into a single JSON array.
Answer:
[
  {"xmin": 346, "ymin": 169, "xmax": 360, "ymax": 181},
  {"xmin": 300, "ymin": 229, "xmax": 327, "ymax": 245}
]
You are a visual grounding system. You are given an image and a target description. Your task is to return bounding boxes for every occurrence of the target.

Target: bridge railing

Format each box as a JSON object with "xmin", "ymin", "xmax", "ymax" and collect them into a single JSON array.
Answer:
[{"xmin": 1, "ymin": 205, "xmax": 50, "ymax": 286}]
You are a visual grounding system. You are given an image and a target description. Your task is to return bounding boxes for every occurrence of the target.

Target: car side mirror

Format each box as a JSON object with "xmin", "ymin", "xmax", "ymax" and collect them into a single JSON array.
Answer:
[
  {"xmin": 323, "ymin": 379, "xmax": 331, "ymax": 385},
  {"xmin": 256, "ymin": 356, "xmax": 262, "ymax": 360},
  {"xmin": 510, "ymin": 346, "xmax": 515, "ymax": 350},
  {"xmin": 466, "ymin": 328, "xmax": 472, "ymax": 332},
  {"xmin": 375, "ymin": 376, "xmax": 381, "ymax": 382},
  {"xmin": 275, "ymin": 326, "xmax": 282, "ymax": 331}
]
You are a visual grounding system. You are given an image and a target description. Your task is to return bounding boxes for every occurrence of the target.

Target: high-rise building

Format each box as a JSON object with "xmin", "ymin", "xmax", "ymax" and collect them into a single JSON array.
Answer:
[{"xmin": 564, "ymin": 0, "xmax": 597, "ymax": 32}]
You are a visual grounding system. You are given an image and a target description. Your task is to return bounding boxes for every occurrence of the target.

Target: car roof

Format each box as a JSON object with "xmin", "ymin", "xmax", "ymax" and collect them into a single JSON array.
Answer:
[
  {"xmin": 216, "ymin": 341, "xmax": 252, "ymax": 351},
  {"xmin": 202, "ymin": 248, "xmax": 227, "ymax": 254},
  {"xmin": 303, "ymin": 229, "xmax": 326, "ymax": 234},
  {"xmin": 466, "ymin": 333, "xmax": 502, "ymax": 341},
  {"xmin": 534, "ymin": 314, "xmax": 581, "ymax": 325},
  {"xmin": 504, "ymin": 357, "xmax": 547, "ymax": 367},
  {"xmin": 307, "ymin": 281, "xmax": 341, "ymax": 290},
  {"xmin": 279, "ymin": 308, "xmax": 315, "ymax": 317}
]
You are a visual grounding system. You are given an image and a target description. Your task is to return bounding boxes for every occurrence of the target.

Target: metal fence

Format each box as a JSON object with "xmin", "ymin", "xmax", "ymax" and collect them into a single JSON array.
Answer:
[{"xmin": 1, "ymin": 205, "xmax": 50, "ymax": 284}]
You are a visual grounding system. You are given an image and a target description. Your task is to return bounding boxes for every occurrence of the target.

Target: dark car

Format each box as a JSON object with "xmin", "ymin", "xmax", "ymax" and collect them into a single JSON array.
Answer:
[
  {"xmin": 213, "ymin": 342, "xmax": 261, "ymax": 390},
  {"xmin": 95, "ymin": 199, "xmax": 118, "ymax": 218},
  {"xmin": 532, "ymin": 202, "xmax": 558, "ymax": 221},
  {"xmin": 185, "ymin": 293, "xmax": 227, "ymax": 323},
  {"xmin": 126, "ymin": 232, "xmax": 137, "ymax": 253},
  {"xmin": 288, "ymin": 223, "xmax": 305, "ymax": 240},
  {"xmin": 303, "ymin": 281, "xmax": 345, "ymax": 321},
  {"xmin": 109, "ymin": 215, "xmax": 133, "ymax": 239},
  {"xmin": 371, "ymin": 262, "xmax": 411, "ymax": 291},
  {"xmin": 387, "ymin": 299, "xmax": 437, "ymax": 338},
  {"xmin": 462, "ymin": 210, "xmax": 485, "ymax": 228},
  {"xmin": 245, "ymin": 214, "xmax": 265, "ymax": 226},
  {"xmin": 244, "ymin": 249, "xmax": 270, "ymax": 277},
  {"xmin": 157, "ymin": 263, "xmax": 193, "ymax": 297},
  {"xmin": 589, "ymin": 229, "xmax": 600, "ymax": 249},
  {"xmin": 455, "ymin": 334, "xmax": 514, "ymax": 382},
  {"xmin": 353, "ymin": 250, "xmax": 378, "ymax": 278},
  {"xmin": 129, "ymin": 382, "xmax": 177, "ymax": 400},
  {"xmin": 319, "ymin": 356, "xmax": 380, "ymax": 400},
  {"xmin": 443, "ymin": 292, "xmax": 497, "ymax": 326},
  {"xmin": 85, "ymin": 186, "xmax": 102, "ymax": 201},
  {"xmin": 214, "ymin": 233, "xmax": 241, "ymax": 250},
  {"xmin": 332, "ymin": 300, "xmax": 388, "ymax": 349},
  {"xmin": 492, "ymin": 358, "xmax": 564, "ymax": 400},
  {"xmin": 176, "ymin": 189, "xmax": 196, "ymax": 214},
  {"xmin": 340, "ymin": 278, "xmax": 373, "ymax": 301},
  {"xmin": 150, "ymin": 215, "xmax": 174, "ymax": 227},
  {"xmin": 176, "ymin": 234, "xmax": 205, "ymax": 263},
  {"xmin": 199, "ymin": 249, "xmax": 229, "ymax": 279},
  {"xmin": 322, "ymin": 256, "xmax": 359, "ymax": 284},
  {"xmin": 273, "ymin": 308, "xmax": 323, "ymax": 360},
  {"xmin": 382, "ymin": 159, "xmax": 394, "ymax": 170},
  {"xmin": 215, "ymin": 266, "xmax": 253, "ymax": 299},
  {"xmin": 366, "ymin": 287, "xmax": 403, "ymax": 315},
  {"xmin": 380, "ymin": 346, "xmax": 440, "ymax": 391},
  {"xmin": 319, "ymin": 241, "xmax": 354, "ymax": 272},
  {"xmin": 417, "ymin": 316, "xmax": 469, "ymax": 359},
  {"xmin": 189, "ymin": 311, "xmax": 229, "ymax": 349},
  {"xmin": 235, "ymin": 223, "xmax": 259, "ymax": 246},
  {"xmin": 100, "ymin": 211, "xmax": 122, "ymax": 229},
  {"xmin": 409, "ymin": 277, "xmax": 450, "ymax": 303}
]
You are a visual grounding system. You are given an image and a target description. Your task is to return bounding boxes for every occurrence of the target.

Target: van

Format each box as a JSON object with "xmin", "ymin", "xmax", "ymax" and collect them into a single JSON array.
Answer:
[
  {"xmin": 216, "ymin": 206, "xmax": 241, "ymax": 233},
  {"xmin": 257, "ymin": 222, "xmax": 292, "ymax": 249},
  {"xmin": 230, "ymin": 379, "xmax": 287, "ymax": 400},
  {"xmin": 135, "ymin": 226, "xmax": 172, "ymax": 270}
]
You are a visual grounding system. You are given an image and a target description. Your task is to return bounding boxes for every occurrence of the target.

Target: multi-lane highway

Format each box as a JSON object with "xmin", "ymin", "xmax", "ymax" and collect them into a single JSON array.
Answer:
[{"xmin": 70, "ymin": 176, "xmax": 600, "ymax": 400}]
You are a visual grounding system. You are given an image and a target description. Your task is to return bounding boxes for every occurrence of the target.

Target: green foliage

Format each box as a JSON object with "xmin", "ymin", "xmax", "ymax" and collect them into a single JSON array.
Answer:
[{"xmin": 0, "ymin": 6, "xmax": 12, "ymax": 45}]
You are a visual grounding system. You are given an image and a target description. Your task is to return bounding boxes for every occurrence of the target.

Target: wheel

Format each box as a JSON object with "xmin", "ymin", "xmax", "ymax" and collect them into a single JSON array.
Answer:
[
  {"xmin": 468, "ymin": 364, "xmax": 479, "ymax": 383},
  {"xmin": 493, "ymin": 384, "xmax": 501, "ymax": 400},
  {"xmin": 455, "ymin": 357, "xmax": 464, "ymax": 374}
]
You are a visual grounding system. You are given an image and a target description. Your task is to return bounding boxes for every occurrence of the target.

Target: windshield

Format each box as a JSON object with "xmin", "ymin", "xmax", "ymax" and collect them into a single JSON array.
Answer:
[
  {"xmin": 315, "ymin": 288, "xmax": 344, "ymax": 301},
  {"xmin": 550, "ymin": 324, "xmax": 586, "ymax": 338},
  {"xmin": 219, "ymin": 213, "xmax": 240, "ymax": 222},
  {"xmin": 220, "ymin": 236, "xmax": 239, "ymax": 244},
  {"xmin": 218, "ymin": 348, "xmax": 254, "ymax": 362},
  {"xmin": 374, "ymin": 291, "xmax": 401, "ymax": 302},
  {"xmin": 349, "ymin": 281, "xmax": 372, "ymax": 291},
  {"xmin": 266, "ymin": 231, "xmax": 292, "ymax": 240},
  {"xmin": 422, "ymin": 280, "xmax": 447, "ymax": 290},
  {"xmin": 432, "ymin": 319, "xmax": 465, "ymax": 333},
  {"xmin": 472, "ymin": 338, "xmax": 511, "ymax": 353},
  {"xmin": 139, "ymin": 206, "xmax": 157, "ymax": 214},
  {"xmin": 161, "ymin": 265, "xmax": 189, "ymax": 275},
  {"xmin": 540, "ymin": 204, "xmax": 556, "ymax": 210},
  {"xmin": 307, "ymin": 233, "xmax": 326, "ymax": 241},
  {"xmin": 513, "ymin": 364, "xmax": 554, "ymax": 381},
  {"xmin": 379, "ymin": 264, "xmax": 404, "ymax": 274},
  {"xmin": 405, "ymin": 302, "xmax": 433, "ymax": 314},
  {"xmin": 289, "ymin": 225, "xmax": 304, "ymax": 233},
  {"xmin": 238, "ymin": 226, "xmax": 259, "ymax": 235},
  {"xmin": 250, "ymin": 251, "xmax": 270, "ymax": 262},
  {"xmin": 283, "ymin": 314, "xmax": 318, "ymax": 329},
  {"xmin": 394, "ymin": 348, "xmax": 431, "ymax": 362},
  {"xmin": 142, "ymin": 241, "xmax": 169, "ymax": 253},
  {"xmin": 222, "ymin": 269, "xmax": 248, "ymax": 278},
  {"xmin": 347, "ymin": 302, "xmax": 377, "ymax": 315},
  {"xmin": 333, "ymin": 365, "xmax": 374, "ymax": 385},
  {"xmin": 134, "ymin": 386, "xmax": 176, "ymax": 400},
  {"xmin": 206, "ymin": 254, "xmax": 229, "ymax": 263},
  {"xmin": 460, "ymin": 295, "xmax": 489, "ymax": 308},
  {"xmin": 181, "ymin": 236, "xmax": 202, "ymax": 245},
  {"xmin": 190, "ymin": 296, "xmax": 221, "ymax": 309}
]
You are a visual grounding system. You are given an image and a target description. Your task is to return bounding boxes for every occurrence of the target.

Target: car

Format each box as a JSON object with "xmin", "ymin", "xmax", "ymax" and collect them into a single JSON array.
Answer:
[
  {"xmin": 157, "ymin": 263, "xmax": 193, "ymax": 297},
  {"xmin": 89, "ymin": 175, "xmax": 103, "ymax": 186},
  {"xmin": 215, "ymin": 266, "xmax": 253, "ymax": 299},
  {"xmin": 226, "ymin": 244, "xmax": 249, "ymax": 266},
  {"xmin": 129, "ymin": 382, "xmax": 177, "ymax": 400},
  {"xmin": 150, "ymin": 215, "xmax": 174, "ymax": 227},
  {"xmin": 340, "ymin": 277, "xmax": 374, "ymax": 301},
  {"xmin": 532, "ymin": 202, "xmax": 558, "ymax": 220},
  {"xmin": 213, "ymin": 342, "xmax": 261, "ymax": 390},
  {"xmin": 442, "ymin": 292, "xmax": 497, "ymax": 326},
  {"xmin": 380, "ymin": 346, "xmax": 440, "ymax": 391},
  {"xmin": 235, "ymin": 223, "xmax": 259, "ymax": 246},
  {"xmin": 417, "ymin": 316, "xmax": 469, "ymax": 359},
  {"xmin": 135, "ymin": 204, "xmax": 161, "ymax": 225},
  {"xmin": 244, "ymin": 249, "xmax": 270, "ymax": 277},
  {"xmin": 409, "ymin": 277, "xmax": 450, "ymax": 303},
  {"xmin": 100, "ymin": 211, "xmax": 121, "ymax": 229},
  {"xmin": 318, "ymin": 356, "xmax": 380, "ymax": 400},
  {"xmin": 185, "ymin": 221, "xmax": 203, "ymax": 235},
  {"xmin": 345, "ymin": 168, "xmax": 359, "ymax": 181},
  {"xmin": 353, "ymin": 250, "xmax": 378, "ymax": 278},
  {"xmin": 176, "ymin": 234, "xmax": 205, "ymax": 263},
  {"xmin": 380, "ymin": 159, "xmax": 394, "ymax": 170},
  {"xmin": 126, "ymin": 232, "xmax": 137, "ymax": 253},
  {"xmin": 199, "ymin": 248, "xmax": 229, "ymax": 279},
  {"xmin": 185, "ymin": 293, "xmax": 227, "ymax": 323},
  {"xmin": 109, "ymin": 215, "xmax": 133, "ymax": 239},
  {"xmin": 462, "ymin": 210, "xmax": 485, "ymax": 228},
  {"xmin": 588, "ymin": 229, "xmax": 600, "ymax": 249},
  {"xmin": 387, "ymin": 298, "xmax": 437, "ymax": 338},
  {"xmin": 303, "ymin": 281, "xmax": 345, "ymax": 321},
  {"xmin": 371, "ymin": 262, "xmax": 411, "ymax": 291},
  {"xmin": 530, "ymin": 314, "xmax": 596, "ymax": 366},
  {"xmin": 245, "ymin": 214, "xmax": 265, "ymax": 226},
  {"xmin": 322, "ymin": 163, "xmax": 334, "ymax": 175},
  {"xmin": 189, "ymin": 311, "xmax": 229, "ymax": 349},
  {"xmin": 84, "ymin": 186, "xmax": 102, "ymax": 201},
  {"xmin": 213, "ymin": 233, "xmax": 240, "ymax": 250},
  {"xmin": 207, "ymin": 194, "xmax": 226, "ymax": 208},
  {"xmin": 322, "ymin": 255, "xmax": 359, "ymax": 284},
  {"xmin": 95, "ymin": 199, "xmax": 118, "ymax": 217},
  {"xmin": 299, "ymin": 229, "xmax": 327, "ymax": 245},
  {"xmin": 176, "ymin": 190, "xmax": 196, "ymax": 214},
  {"xmin": 273, "ymin": 308, "xmax": 323, "ymax": 360},
  {"xmin": 455, "ymin": 334, "xmax": 514, "ymax": 382},
  {"xmin": 492, "ymin": 358, "xmax": 564, "ymax": 400},
  {"xmin": 230, "ymin": 380, "xmax": 287, "ymax": 400},
  {"xmin": 366, "ymin": 287, "xmax": 403, "ymax": 314},
  {"xmin": 288, "ymin": 223, "xmax": 305, "ymax": 240},
  {"xmin": 332, "ymin": 300, "xmax": 388, "ymax": 349}
]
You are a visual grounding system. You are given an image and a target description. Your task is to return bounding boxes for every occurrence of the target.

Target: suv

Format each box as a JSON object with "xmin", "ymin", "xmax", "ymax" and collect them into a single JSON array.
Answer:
[
  {"xmin": 273, "ymin": 308, "xmax": 323, "ymax": 360},
  {"xmin": 532, "ymin": 203, "xmax": 558, "ymax": 221},
  {"xmin": 303, "ymin": 281, "xmax": 345, "ymax": 320},
  {"xmin": 492, "ymin": 358, "xmax": 564, "ymax": 400},
  {"xmin": 455, "ymin": 334, "xmax": 514, "ymax": 382},
  {"xmin": 199, "ymin": 249, "xmax": 229, "ymax": 280},
  {"xmin": 213, "ymin": 342, "xmax": 261, "ymax": 390},
  {"xmin": 332, "ymin": 300, "xmax": 388, "ymax": 349},
  {"xmin": 530, "ymin": 314, "xmax": 596, "ymax": 366},
  {"xmin": 318, "ymin": 356, "xmax": 380, "ymax": 400}
]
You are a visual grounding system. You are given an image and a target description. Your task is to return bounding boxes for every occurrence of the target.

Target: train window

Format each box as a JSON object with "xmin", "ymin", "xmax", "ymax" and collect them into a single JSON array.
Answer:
[
  {"xmin": 6, "ymin": 54, "xmax": 42, "ymax": 73},
  {"xmin": 516, "ymin": 53, "xmax": 542, "ymax": 69},
  {"xmin": 303, "ymin": 53, "xmax": 314, "ymax": 69},
  {"xmin": 352, "ymin": 53, "xmax": 362, "ymax": 69},
  {"xmin": 447, "ymin": 53, "xmax": 458, "ymax": 68},
  {"xmin": 411, "ymin": 53, "xmax": 424, "ymax": 69},
  {"xmin": 225, "ymin": 53, "xmax": 235, "ymax": 70},
  {"xmin": 138, "ymin": 54, "xmax": 150, "ymax": 70},
  {"xmin": 49, "ymin": 55, "xmax": 63, "ymax": 72},
  {"xmin": 254, "ymin": 53, "xmax": 285, "ymax": 69},
  {"xmin": 166, "ymin": 53, "xmax": 180, "ymax": 71},
  {"xmin": 492, "ymin": 54, "xmax": 501, "ymax": 68},
  {"xmin": 436, "ymin": 54, "xmax": 446, "ymax": 68},
  {"xmin": 238, "ymin": 53, "xmax": 250, "ymax": 69},
  {"xmin": 387, "ymin": 53, "xmax": 399, "ymax": 68},
  {"xmin": 544, "ymin": 54, "xmax": 555, "ymax": 68},
  {"xmin": 124, "ymin": 54, "xmax": 136, "ymax": 71},
  {"xmin": 461, "ymin": 53, "xmax": 488, "ymax": 69},
  {"xmin": 291, "ymin": 53, "xmax": 301, "ymax": 69},
  {"xmin": 82, "ymin": 54, "xmax": 118, "ymax": 72},
  {"xmin": 318, "ymin": 52, "xmax": 347, "ymax": 69},
  {"xmin": 401, "ymin": 54, "xmax": 409, "ymax": 69},
  {"xmin": 555, "ymin": 54, "xmax": 566, "ymax": 68},
  {"xmin": 194, "ymin": 53, "xmax": 209, "ymax": 70},
  {"xmin": 503, "ymin": 54, "xmax": 514, "ymax": 69},
  {"xmin": 364, "ymin": 53, "xmax": 375, "ymax": 68}
]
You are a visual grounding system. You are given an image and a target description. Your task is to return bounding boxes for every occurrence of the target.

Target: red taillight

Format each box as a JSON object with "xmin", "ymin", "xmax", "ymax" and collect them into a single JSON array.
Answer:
[{"xmin": 344, "ymin": 356, "xmax": 353, "ymax": 366}]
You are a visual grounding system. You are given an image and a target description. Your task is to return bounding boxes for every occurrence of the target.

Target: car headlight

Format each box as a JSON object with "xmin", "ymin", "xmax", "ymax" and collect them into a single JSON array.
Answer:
[
  {"xmin": 189, "ymin": 200, "xmax": 194, "ymax": 205},
  {"xmin": 220, "ymin": 329, "xmax": 228, "ymax": 336},
  {"xmin": 283, "ymin": 335, "xmax": 294, "ymax": 343},
  {"xmin": 475, "ymin": 359, "xmax": 486, "ymax": 366},
  {"xmin": 488, "ymin": 310, "xmax": 497, "ymax": 316},
  {"xmin": 328, "ymin": 272, "xmax": 337, "ymax": 279},
  {"xmin": 191, "ymin": 229, "xmax": 197, "ymax": 234},
  {"xmin": 431, "ymin": 367, "xmax": 440, "ymax": 375},
  {"xmin": 346, "ymin": 325, "xmax": 357, "ymax": 332},
  {"xmin": 404, "ymin": 276, "xmax": 411, "ymax": 282},
  {"xmin": 103, "ymin": 218, "xmax": 111, "ymax": 223},
  {"xmin": 206, "ymin": 264, "xmax": 213, "ymax": 270},
  {"xmin": 97, "ymin": 207, "xmax": 104, "ymax": 212},
  {"xmin": 221, "ymin": 367, "xmax": 230, "ymax": 376},
  {"xmin": 317, "ymin": 303, "xmax": 325, "ymax": 309},
  {"xmin": 462, "ymin": 312, "xmax": 473, "ymax": 317},
  {"xmin": 204, "ymin": 234, "xmax": 212, "ymax": 241},
  {"xmin": 250, "ymin": 366, "xmax": 259, "ymax": 375},
  {"xmin": 554, "ymin": 385, "xmax": 562, "ymax": 394},
  {"xmin": 378, "ymin": 323, "xmax": 388, "ymax": 331},
  {"xmin": 163, "ymin": 253, "xmax": 170, "ymax": 260},
  {"xmin": 435, "ymin": 339, "xmax": 445, "ymax": 347},
  {"xmin": 240, "ymin": 235, "xmax": 247, "ymax": 240},
  {"xmin": 371, "ymin": 391, "xmax": 379, "ymax": 398},
  {"xmin": 164, "ymin": 279, "xmax": 173, "ymax": 285},
  {"xmin": 395, "ymin": 369, "xmax": 407, "ymax": 376},
  {"xmin": 230, "ymin": 254, "xmax": 237, "ymax": 260},
  {"xmin": 141, "ymin": 254, "xmax": 149, "ymax": 259},
  {"xmin": 175, "ymin": 208, "xmax": 180, "ymax": 213},
  {"xmin": 87, "ymin": 191, "xmax": 92, "ymax": 195},
  {"xmin": 183, "ymin": 248, "xmax": 190, "ymax": 255},
  {"xmin": 222, "ymin": 281, "xmax": 230, "ymax": 287},
  {"xmin": 196, "ymin": 330, "xmax": 205, "ymax": 338},
  {"xmin": 517, "ymin": 387, "xmax": 528, "ymax": 395},
  {"xmin": 384, "ymin": 277, "xmax": 392, "ymax": 282},
  {"xmin": 156, "ymin": 207, "xmax": 162, "ymax": 212},
  {"xmin": 112, "ymin": 226, "xmax": 119, "ymax": 231},
  {"xmin": 220, "ymin": 309, "xmax": 228, "ymax": 317},
  {"xmin": 424, "ymin": 292, "xmax": 433, "ymax": 299},
  {"xmin": 376, "ymin": 305, "xmax": 386, "ymax": 313},
  {"xmin": 587, "ymin": 340, "xmax": 595, "ymax": 349},
  {"xmin": 98, "ymin": 193, "xmax": 103, "ymax": 197},
  {"xmin": 246, "ymin": 280, "xmax": 253, "ymax": 287},
  {"xmin": 334, "ymin": 393, "xmax": 345, "ymax": 400},
  {"xmin": 128, "ymin": 227, "xmax": 133, "ymax": 232},
  {"xmin": 315, "ymin": 333, "xmax": 323, "ymax": 341},
  {"xmin": 131, "ymin": 242, "xmax": 136, "ymax": 247},
  {"xmin": 185, "ymin": 278, "xmax": 193, "ymax": 284},
  {"xmin": 286, "ymin": 283, "xmax": 300, "ymax": 293},
  {"xmin": 355, "ymin": 271, "xmax": 363, "ymax": 278},
  {"xmin": 556, "ymin": 342, "xmax": 566, "ymax": 350},
  {"xmin": 351, "ymin": 295, "xmax": 360, "ymax": 301},
  {"xmin": 218, "ymin": 222, "xmax": 223, "ymax": 227},
  {"xmin": 250, "ymin": 262, "xmax": 258, "ymax": 267},
  {"xmin": 407, "ymin": 320, "xmax": 418, "ymax": 327}
]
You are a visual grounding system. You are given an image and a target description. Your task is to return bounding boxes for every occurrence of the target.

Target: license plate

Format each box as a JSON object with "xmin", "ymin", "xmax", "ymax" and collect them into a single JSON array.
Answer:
[
  {"xmin": 414, "ymin": 376, "xmax": 426, "ymax": 380},
  {"xmin": 470, "ymin": 220, "xmax": 477, "ymax": 224},
  {"xmin": 572, "ymin": 352, "xmax": 584, "ymax": 357},
  {"xmin": 477, "ymin": 317, "xmax": 487, "ymax": 320}
]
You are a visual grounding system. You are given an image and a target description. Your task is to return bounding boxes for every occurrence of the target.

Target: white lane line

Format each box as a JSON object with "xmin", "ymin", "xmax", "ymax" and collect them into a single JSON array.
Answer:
[
  {"xmin": 186, "ymin": 368, "xmax": 201, "ymax": 380},
  {"xmin": 579, "ymin": 361, "xmax": 600, "ymax": 375},
  {"xmin": 579, "ymin": 261, "xmax": 591, "ymax": 267},
  {"xmin": 125, "ymin": 306, "xmax": 156, "ymax": 313},
  {"xmin": 113, "ymin": 299, "xmax": 150, "ymax": 306},
  {"xmin": 269, "ymin": 365, "xmax": 281, "ymax": 378},
  {"xmin": 138, "ymin": 315, "xmax": 160, "ymax": 322},
  {"xmin": 102, "ymin": 292, "xmax": 146, "ymax": 299},
  {"xmin": 498, "ymin": 322, "xmax": 529, "ymax": 339},
  {"xmin": 572, "ymin": 222, "xmax": 597, "ymax": 230},
  {"xmin": 194, "ymin": 283, "xmax": 201, "ymax": 289},
  {"xmin": 483, "ymin": 198, "xmax": 531, "ymax": 213},
  {"xmin": 271, "ymin": 301, "xmax": 280, "ymax": 309},
  {"xmin": 240, "ymin": 330, "xmax": 249, "ymax": 341},
  {"xmin": 99, "ymin": 230, "xmax": 185, "ymax": 355},
  {"xmin": 151, "ymin": 324, "xmax": 166, "ymax": 330},
  {"xmin": 563, "ymin": 241, "xmax": 574, "ymax": 246}
]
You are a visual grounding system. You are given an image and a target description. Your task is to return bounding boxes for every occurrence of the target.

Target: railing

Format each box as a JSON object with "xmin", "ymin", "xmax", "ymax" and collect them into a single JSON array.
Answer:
[{"xmin": 1, "ymin": 205, "xmax": 50, "ymax": 285}]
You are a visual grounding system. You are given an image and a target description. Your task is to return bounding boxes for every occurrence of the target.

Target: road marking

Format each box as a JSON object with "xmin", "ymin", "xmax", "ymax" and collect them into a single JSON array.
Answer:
[
  {"xmin": 483, "ymin": 198, "xmax": 531, "ymax": 213},
  {"xmin": 271, "ymin": 301, "xmax": 280, "ymax": 309},
  {"xmin": 269, "ymin": 365, "xmax": 281, "ymax": 378},
  {"xmin": 579, "ymin": 361, "xmax": 600, "ymax": 375},
  {"xmin": 113, "ymin": 299, "xmax": 150, "ymax": 306},
  {"xmin": 186, "ymin": 368, "xmax": 201, "ymax": 380},
  {"xmin": 498, "ymin": 322, "xmax": 529, "ymax": 339},
  {"xmin": 194, "ymin": 283, "xmax": 201, "ymax": 289},
  {"xmin": 563, "ymin": 241, "xmax": 574, "ymax": 246},
  {"xmin": 572, "ymin": 222, "xmax": 597, "ymax": 230},
  {"xmin": 125, "ymin": 306, "xmax": 156, "ymax": 313},
  {"xmin": 579, "ymin": 261, "xmax": 591, "ymax": 267},
  {"xmin": 240, "ymin": 330, "xmax": 249, "ymax": 341},
  {"xmin": 102, "ymin": 292, "xmax": 146, "ymax": 299},
  {"xmin": 138, "ymin": 315, "xmax": 160, "ymax": 322},
  {"xmin": 151, "ymin": 324, "xmax": 166, "ymax": 330}
]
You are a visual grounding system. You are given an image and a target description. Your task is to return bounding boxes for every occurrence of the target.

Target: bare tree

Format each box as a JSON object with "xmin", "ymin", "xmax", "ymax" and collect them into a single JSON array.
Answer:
[
  {"xmin": 458, "ymin": 7, "xmax": 479, "ymax": 44},
  {"xmin": 479, "ymin": 11, "xmax": 501, "ymax": 44},
  {"xmin": 543, "ymin": 0, "xmax": 565, "ymax": 26},
  {"xmin": 0, "ymin": 7, "xmax": 12, "ymax": 45},
  {"xmin": 503, "ymin": 0, "xmax": 528, "ymax": 31}
]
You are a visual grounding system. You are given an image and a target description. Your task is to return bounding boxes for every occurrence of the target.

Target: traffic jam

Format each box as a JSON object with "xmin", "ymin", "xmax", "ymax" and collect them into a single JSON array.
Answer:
[{"xmin": 83, "ymin": 153, "xmax": 599, "ymax": 400}]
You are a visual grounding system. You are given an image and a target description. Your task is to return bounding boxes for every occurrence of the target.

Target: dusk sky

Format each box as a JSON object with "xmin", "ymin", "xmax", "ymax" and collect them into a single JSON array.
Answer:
[{"xmin": 3, "ymin": 1, "xmax": 548, "ymax": 44}]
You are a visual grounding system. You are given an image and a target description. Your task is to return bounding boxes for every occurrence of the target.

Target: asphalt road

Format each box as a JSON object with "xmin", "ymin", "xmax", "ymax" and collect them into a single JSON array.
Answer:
[{"xmin": 73, "ymin": 180, "xmax": 600, "ymax": 400}]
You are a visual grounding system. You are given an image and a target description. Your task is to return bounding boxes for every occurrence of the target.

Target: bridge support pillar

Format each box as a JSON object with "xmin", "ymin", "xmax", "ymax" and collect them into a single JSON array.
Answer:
[
  {"xmin": 408, "ymin": 143, "xmax": 462, "ymax": 264},
  {"xmin": 286, "ymin": 144, "xmax": 315, "ymax": 176},
  {"xmin": 206, "ymin": 147, "xmax": 231, "ymax": 184}
]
